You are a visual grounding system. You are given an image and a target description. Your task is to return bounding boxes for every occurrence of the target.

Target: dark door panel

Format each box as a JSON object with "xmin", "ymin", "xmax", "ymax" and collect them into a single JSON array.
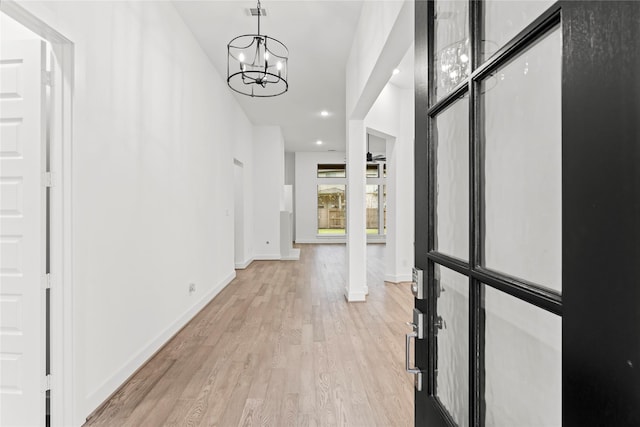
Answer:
[{"xmin": 414, "ymin": 1, "xmax": 640, "ymax": 426}]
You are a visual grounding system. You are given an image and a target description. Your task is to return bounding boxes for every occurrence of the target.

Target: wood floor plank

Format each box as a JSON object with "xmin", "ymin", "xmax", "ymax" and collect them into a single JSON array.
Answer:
[
  {"xmin": 237, "ymin": 398, "xmax": 263, "ymax": 427},
  {"xmin": 84, "ymin": 244, "xmax": 414, "ymax": 427}
]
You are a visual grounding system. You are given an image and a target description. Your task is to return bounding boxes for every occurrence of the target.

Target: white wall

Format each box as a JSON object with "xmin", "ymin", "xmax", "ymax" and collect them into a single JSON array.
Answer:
[
  {"xmin": 346, "ymin": 0, "xmax": 407, "ymax": 118},
  {"xmin": 346, "ymin": 0, "xmax": 413, "ymax": 119},
  {"xmin": 284, "ymin": 152, "xmax": 295, "ymax": 185},
  {"xmin": 234, "ymin": 161, "xmax": 251, "ymax": 268},
  {"xmin": 294, "ymin": 151, "xmax": 347, "ymax": 244},
  {"xmin": 366, "ymin": 82, "xmax": 400, "ymax": 136},
  {"xmin": 344, "ymin": 0, "xmax": 413, "ymax": 300},
  {"xmin": 252, "ymin": 126, "xmax": 285, "ymax": 259},
  {"xmin": 365, "ymin": 81, "xmax": 414, "ymax": 283},
  {"xmin": 1, "ymin": 10, "xmax": 40, "ymax": 39},
  {"xmin": 284, "ymin": 152, "xmax": 295, "ymax": 240},
  {"xmin": 233, "ymin": 119, "xmax": 255, "ymax": 268},
  {"xmin": 10, "ymin": 1, "xmax": 254, "ymax": 423}
]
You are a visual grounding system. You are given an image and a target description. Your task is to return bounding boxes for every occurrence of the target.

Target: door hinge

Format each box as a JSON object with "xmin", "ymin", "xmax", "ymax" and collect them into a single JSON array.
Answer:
[
  {"xmin": 42, "ymin": 70, "xmax": 53, "ymax": 87},
  {"xmin": 44, "ymin": 172, "xmax": 53, "ymax": 188},
  {"xmin": 44, "ymin": 374, "xmax": 51, "ymax": 392},
  {"xmin": 43, "ymin": 273, "xmax": 51, "ymax": 290}
]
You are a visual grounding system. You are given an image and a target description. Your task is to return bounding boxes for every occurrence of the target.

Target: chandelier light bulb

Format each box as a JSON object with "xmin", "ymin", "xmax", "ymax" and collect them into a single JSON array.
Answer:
[
  {"xmin": 238, "ymin": 52, "xmax": 245, "ymax": 63},
  {"xmin": 460, "ymin": 53, "xmax": 469, "ymax": 63},
  {"xmin": 276, "ymin": 61, "xmax": 282, "ymax": 71}
]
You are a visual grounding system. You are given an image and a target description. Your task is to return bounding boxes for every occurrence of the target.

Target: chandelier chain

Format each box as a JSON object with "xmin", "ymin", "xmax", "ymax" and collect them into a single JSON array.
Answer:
[{"xmin": 257, "ymin": 0, "xmax": 261, "ymax": 35}]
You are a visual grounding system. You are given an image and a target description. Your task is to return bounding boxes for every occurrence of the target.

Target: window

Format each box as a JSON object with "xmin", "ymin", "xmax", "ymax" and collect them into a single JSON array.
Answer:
[
  {"xmin": 317, "ymin": 163, "xmax": 346, "ymax": 178},
  {"xmin": 366, "ymin": 163, "xmax": 386, "ymax": 237},
  {"xmin": 366, "ymin": 185, "xmax": 379, "ymax": 234},
  {"xmin": 315, "ymin": 162, "xmax": 385, "ymax": 237},
  {"xmin": 317, "ymin": 185, "xmax": 346, "ymax": 234}
]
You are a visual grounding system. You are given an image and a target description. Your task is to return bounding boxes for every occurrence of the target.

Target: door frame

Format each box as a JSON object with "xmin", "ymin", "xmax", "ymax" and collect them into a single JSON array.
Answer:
[
  {"xmin": 0, "ymin": 2, "xmax": 75, "ymax": 425},
  {"xmin": 414, "ymin": 0, "xmax": 640, "ymax": 425}
]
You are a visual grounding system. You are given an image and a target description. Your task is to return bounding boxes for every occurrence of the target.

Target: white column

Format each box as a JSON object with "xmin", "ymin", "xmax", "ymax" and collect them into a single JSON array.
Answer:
[
  {"xmin": 385, "ymin": 89, "xmax": 415, "ymax": 283},
  {"xmin": 396, "ymin": 89, "xmax": 415, "ymax": 281},
  {"xmin": 385, "ymin": 138, "xmax": 399, "ymax": 282},
  {"xmin": 345, "ymin": 119, "xmax": 368, "ymax": 301}
]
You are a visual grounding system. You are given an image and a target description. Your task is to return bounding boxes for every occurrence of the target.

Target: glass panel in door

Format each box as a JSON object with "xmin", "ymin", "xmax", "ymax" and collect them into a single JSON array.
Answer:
[
  {"xmin": 435, "ymin": 265, "xmax": 469, "ymax": 426},
  {"xmin": 482, "ymin": 26, "xmax": 562, "ymax": 292},
  {"xmin": 484, "ymin": 285, "xmax": 561, "ymax": 426},
  {"xmin": 482, "ymin": 0, "xmax": 556, "ymax": 60},
  {"xmin": 434, "ymin": 0, "xmax": 470, "ymax": 101},
  {"xmin": 435, "ymin": 94, "xmax": 469, "ymax": 261}
]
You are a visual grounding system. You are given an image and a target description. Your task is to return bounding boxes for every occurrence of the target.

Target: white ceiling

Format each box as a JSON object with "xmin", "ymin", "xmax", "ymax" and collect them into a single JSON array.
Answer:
[
  {"xmin": 173, "ymin": 0, "xmax": 367, "ymax": 153},
  {"xmin": 174, "ymin": 1, "xmax": 414, "ymax": 153}
]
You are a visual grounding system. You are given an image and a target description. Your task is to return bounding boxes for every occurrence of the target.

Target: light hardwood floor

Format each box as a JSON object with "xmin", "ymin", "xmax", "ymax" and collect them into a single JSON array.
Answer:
[{"xmin": 85, "ymin": 244, "xmax": 415, "ymax": 427}]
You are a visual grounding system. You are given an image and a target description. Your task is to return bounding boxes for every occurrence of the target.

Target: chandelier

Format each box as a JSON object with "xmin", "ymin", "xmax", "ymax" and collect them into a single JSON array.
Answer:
[{"xmin": 227, "ymin": 0, "xmax": 289, "ymax": 97}]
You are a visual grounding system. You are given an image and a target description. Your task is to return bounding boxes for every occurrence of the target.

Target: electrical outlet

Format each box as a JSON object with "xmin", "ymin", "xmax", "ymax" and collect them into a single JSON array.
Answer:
[{"xmin": 189, "ymin": 283, "xmax": 196, "ymax": 293}]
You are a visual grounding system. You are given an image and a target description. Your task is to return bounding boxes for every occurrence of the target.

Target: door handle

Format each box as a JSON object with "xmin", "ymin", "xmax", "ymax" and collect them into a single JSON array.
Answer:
[
  {"xmin": 405, "ymin": 330, "xmax": 420, "ymax": 374},
  {"xmin": 405, "ymin": 328, "xmax": 423, "ymax": 391}
]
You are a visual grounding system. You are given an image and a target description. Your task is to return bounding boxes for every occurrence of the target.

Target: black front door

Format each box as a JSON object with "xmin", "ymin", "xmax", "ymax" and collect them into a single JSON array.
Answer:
[{"xmin": 412, "ymin": 1, "xmax": 640, "ymax": 426}]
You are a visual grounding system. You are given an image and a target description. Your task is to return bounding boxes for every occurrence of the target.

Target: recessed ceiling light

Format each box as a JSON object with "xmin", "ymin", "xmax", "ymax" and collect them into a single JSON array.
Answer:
[
  {"xmin": 320, "ymin": 110, "xmax": 329, "ymax": 117},
  {"xmin": 316, "ymin": 140, "xmax": 323, "ymax": 145},
  {"xmin": 392, "ymin": 68, "xmax": 400, "ymax": 75}
]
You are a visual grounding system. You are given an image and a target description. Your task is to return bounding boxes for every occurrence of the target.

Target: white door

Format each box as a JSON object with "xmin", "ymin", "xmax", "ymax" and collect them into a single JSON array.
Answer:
[{"xmin": 0, "ymin": 39, "xmax": 47, "ymax": 427}]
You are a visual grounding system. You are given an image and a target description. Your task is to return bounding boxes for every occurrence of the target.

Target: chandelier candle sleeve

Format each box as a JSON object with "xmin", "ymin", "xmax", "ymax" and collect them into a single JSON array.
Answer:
[{"xmin": 227, "ymin": 0, "xmax": 289, "ymax": 97}]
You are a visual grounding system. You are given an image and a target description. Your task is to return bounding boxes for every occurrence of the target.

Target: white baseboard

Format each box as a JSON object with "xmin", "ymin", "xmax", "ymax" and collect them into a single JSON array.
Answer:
[
  {"xmin": 384, "ymin": 273, "xmax": 412, "ymax": 283},
  {"xmin": 367, "ymin": 239, "xmax": 386, "ymax": 244},
  {"xmin": 253, "ymin": 253, "xmax": 282, "ymax": 260},
  {"xmin": 295, "ymin": 239, "xmax": 385, "ymax": 245},
  {"xmin": 344, "ymin": 286, "xmax": 368, "ymax": 302},
  {"xmin": 295, "ymin": 238, "xmax": 346, "ymax": 244},
  {"xmin": 84, "ymin": 270, "xmax": 236, "ymax": 422},
  {"xmin": 235, "ymin": 257, "xmax": 254, "ymax": 269},
  {"xmin": 281, "ymin": 248, "xmax": 301, "ymax": 260}
]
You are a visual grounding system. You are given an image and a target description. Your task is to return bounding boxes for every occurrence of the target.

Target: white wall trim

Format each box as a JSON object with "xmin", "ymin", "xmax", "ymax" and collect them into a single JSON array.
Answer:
[
  {"xmin": 84, "ymin": 270, "xmax": 236, "ymax": 419},
  {"xmin": 294, "ymin": 239, "xmax": 385, "ymax": 245},
  {"xmin": 235, "ymin": 257, "xmax": 254, "ymax": 270},
  {"xmin": 344, "ymin": 286, "xmax": 368, "ymax": 302},
  {"xmin": 384, "ymin": 274, "xmax": 412, "ymax": 284},
  {"xmin": 253, "ymin": 254, "xmax": 282, "ymax": 261},
  {"xmin": 295, "ymin": 238, "xmax": 347, "ymax": 244},
  {"xmin": 367, "ymin": 238, "xmax": 386, "ymax": 244},
  {"xmin": 281, "ymin": 247, "xmax": 301, "ymax": 261}
]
